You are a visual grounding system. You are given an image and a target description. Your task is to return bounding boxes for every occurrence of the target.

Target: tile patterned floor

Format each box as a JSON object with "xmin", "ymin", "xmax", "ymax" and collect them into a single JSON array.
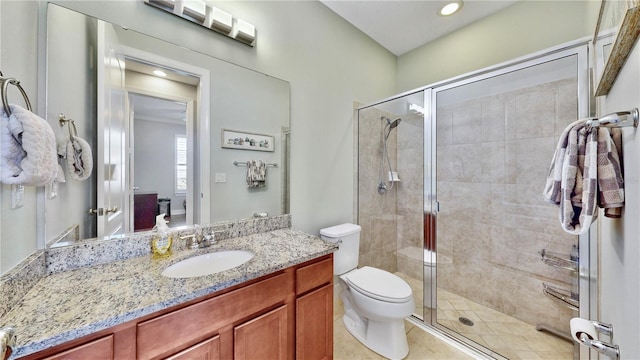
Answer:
[{"xmin": 334, "ymin": 273, "xmax": 575, "ymax": 360}]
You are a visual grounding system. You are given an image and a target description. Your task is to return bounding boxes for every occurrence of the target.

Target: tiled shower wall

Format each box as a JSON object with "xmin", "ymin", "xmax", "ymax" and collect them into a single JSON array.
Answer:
[
  {"xmin": 357, "ymin": 107, "xmax": 425, "ymax": 274},
  {"xmin": 358, "ymin": 109, "xmax": 399, "ymax": 273},
  {"xmin": 436, "ymin": 78, "xmax": 578, "ymax": 331}
]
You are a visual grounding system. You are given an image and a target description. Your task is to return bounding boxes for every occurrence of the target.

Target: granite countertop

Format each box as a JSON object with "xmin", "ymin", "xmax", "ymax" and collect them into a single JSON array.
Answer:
[{"xmin": 4, "ymin": 228, "xmax": 336, "ymax": 358}]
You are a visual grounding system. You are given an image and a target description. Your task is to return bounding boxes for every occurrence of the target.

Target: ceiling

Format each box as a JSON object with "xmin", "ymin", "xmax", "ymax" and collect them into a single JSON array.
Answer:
[{"xmin": 320, "ymin": 0, "xmax": 519, "ymax": 56}]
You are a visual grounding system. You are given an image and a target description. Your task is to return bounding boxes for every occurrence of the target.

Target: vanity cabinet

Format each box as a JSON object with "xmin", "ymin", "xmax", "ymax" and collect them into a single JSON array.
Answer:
[
  {"xmin": 295, "ymin": 257, "xmax": 334, "ymax": 360},
  {"xmin": 22, "ymin": 254, "xmax": 333, "ymax": 360}
]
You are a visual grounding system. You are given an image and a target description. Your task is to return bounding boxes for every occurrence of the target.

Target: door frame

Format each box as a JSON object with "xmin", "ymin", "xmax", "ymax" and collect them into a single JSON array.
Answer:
[{"xmin": 118, "ymin": 45, "xmax": 211, "ymax": 227}]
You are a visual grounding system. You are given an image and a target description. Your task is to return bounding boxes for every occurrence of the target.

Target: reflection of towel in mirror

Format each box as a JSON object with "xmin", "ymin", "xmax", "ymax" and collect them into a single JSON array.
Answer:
[
  {"xmin": 246, "ymin": 160, "xmax": 266, "ymax": 188},
  {"xmin": 0, "ymin": 104, "xmax": 57, "ymax": 186},
  {"xmin": 65, "ymin": 136, "xmax": 93, "ymax": 181}
]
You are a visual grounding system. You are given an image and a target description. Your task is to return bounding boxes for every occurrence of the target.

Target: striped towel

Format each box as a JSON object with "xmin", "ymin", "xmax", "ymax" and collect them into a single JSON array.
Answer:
[
  {"xmin": 597, "ymin": 127, "xmax": 624, "ymax": 218},
  {"xmin": 544, "ymin": 120, "xmax": 625, "ymax": 234},
  {"xmin": 246, "ymin": 160, "xmax": 266, "ymax": 188}
]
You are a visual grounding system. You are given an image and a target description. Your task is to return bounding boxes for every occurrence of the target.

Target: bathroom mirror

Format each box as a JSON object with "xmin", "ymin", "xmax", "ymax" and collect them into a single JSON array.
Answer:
[{"xmin": 42, "ymin": 4, "xmax": 290, "ymax": 247}]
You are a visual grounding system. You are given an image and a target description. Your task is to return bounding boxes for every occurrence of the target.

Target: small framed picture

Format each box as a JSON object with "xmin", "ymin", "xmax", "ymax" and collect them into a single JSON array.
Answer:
[{"xmin": 221, "ymin": 129, "xmax": 274, "ymax": 152}]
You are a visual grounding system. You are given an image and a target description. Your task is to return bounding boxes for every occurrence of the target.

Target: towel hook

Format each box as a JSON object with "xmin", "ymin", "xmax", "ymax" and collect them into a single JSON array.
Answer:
[
  {"xmin": 58, "ymin": 113, "xmax": 78, "ymax": 139},
  {"xmin": 0, "ymin": 71, "xmax": 32, "ymax": 116}
]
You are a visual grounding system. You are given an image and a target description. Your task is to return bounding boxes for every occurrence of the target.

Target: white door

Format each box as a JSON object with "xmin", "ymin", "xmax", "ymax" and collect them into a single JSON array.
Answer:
[
  {"xmin": 96, "ymin": 21, "xmax": 128, "ymax": 238},
  {"xmin": 597, "ymin": 41, "xmax": 640, "ymax": 358}
]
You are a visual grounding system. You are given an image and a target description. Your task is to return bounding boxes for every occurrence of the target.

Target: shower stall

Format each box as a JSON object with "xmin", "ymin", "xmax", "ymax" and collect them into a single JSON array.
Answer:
[{"xmin": 356, "ymin": 42, "xmax": 594, "ymax": 359}]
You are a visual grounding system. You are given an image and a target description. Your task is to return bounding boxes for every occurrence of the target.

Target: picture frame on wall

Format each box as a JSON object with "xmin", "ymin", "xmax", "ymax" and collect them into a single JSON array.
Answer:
[{"xmin": 221, "ymin": 129, "xmax": 275, "ymax": 152}]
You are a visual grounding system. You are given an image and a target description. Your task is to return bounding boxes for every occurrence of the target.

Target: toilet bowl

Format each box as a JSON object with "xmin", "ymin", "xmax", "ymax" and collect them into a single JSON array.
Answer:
[{"xmin": 321, "ymin": 223, "xmax": 415, "ymax": 360}]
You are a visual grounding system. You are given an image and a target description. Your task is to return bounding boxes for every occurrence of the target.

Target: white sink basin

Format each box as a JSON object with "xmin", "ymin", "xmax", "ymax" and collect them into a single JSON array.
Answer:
[{"xmin": 162, "ymin": 250, "xmax": 254, "ymax": 278}]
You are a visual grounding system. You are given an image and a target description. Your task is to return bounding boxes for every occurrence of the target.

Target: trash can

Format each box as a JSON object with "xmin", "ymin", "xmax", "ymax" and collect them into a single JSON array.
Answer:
[{"xmin": 158, "ymin": 198, "xmax": 171, "ymax": 219}]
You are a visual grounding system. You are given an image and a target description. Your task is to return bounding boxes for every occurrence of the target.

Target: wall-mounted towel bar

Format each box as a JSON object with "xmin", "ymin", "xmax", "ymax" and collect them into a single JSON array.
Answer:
[
  {"xmin": 586, "ymin": 108, "xmax": 638, "ymax": 128},
  {"xmin": 233, "ymin": 161, "xmax": 278, "ymax": 167},
  {"xmin": 0, "ymin": 70, "xmax": 32, "ymax": 116}
]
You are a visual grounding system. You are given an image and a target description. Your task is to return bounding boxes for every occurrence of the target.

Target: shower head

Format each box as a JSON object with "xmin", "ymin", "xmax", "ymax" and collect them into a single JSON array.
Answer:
[
  {"xmin": 388, "ymin": 117, "xmax": 401, "ymax": 129},
  {"xmin": 382, "ymin": 116, "xmax": 402, "ymax": 140}
]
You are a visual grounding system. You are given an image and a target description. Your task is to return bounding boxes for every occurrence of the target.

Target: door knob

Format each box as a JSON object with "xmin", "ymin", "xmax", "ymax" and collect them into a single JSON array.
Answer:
[
  {"xmin": 105, "ymin": 206, "xmax": 118, "ymax": 214},
  {"xmin": 88, "ymin": 208, "xmax": 104, "ymax": 216}
]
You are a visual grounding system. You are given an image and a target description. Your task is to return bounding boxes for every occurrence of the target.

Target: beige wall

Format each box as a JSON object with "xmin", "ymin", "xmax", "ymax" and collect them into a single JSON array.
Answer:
[{"xmin": 396, "ymin": 1, "xmax": 599, "ymax": 92}]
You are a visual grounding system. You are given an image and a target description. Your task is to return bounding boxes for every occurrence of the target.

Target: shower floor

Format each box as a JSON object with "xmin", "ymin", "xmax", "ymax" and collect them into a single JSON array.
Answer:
[{"xmin": 396, "ymin": 272, "xmax": 574, "ymax": 360}]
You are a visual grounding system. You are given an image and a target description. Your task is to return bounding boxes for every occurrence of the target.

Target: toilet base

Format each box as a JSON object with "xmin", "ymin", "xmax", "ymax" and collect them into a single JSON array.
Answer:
[{"xmin": 342, "ymin": 313, "xmax": 409, "ymax": 360}]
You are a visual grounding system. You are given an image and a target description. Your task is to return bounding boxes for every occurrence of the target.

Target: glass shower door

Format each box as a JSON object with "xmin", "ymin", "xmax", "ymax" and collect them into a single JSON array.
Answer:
[{"xmin": 429, "ymin": 50, "xmax": 588, "ymax": 359}]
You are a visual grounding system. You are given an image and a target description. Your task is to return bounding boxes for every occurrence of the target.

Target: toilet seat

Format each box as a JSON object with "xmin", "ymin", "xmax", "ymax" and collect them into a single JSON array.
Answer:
[{"xmin": 344, "ymin": 266, "xmax": 413, "ymax": 303}]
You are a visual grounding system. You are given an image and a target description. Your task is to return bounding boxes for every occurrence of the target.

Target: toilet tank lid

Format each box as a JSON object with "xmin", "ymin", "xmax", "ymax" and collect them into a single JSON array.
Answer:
[{"xmin": 320, "ymin": 223, "xmax": 361, "ymax": 238}]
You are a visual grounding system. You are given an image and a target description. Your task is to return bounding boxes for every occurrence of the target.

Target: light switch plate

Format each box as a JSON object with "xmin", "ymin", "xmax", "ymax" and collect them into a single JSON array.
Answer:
[{"xmin": 215, "ymin": 173, "xmax": 226, "ymax": 183}]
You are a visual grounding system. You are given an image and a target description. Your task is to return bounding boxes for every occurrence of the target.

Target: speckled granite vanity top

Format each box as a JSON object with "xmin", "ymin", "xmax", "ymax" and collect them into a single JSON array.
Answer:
[{"xmin": 4, "ymin": 228, "xmax": 335, "ymax": 358}]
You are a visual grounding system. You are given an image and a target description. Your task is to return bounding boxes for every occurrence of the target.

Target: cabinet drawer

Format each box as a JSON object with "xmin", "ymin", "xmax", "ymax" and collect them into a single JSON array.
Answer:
[
  {"xmin": 43, "ymin": 335, "xmax": 113, "ymax": 360},
  {"xmin": 137, "ymin": 271, "xmax": 292, "ymax": 359},
  {"xmin": 296, "ymin": 256, "xmax": 333, "ymax": 295}
]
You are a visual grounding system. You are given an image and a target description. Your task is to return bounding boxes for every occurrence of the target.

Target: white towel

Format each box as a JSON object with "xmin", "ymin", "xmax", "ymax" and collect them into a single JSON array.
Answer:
[
  {"xmin": 65, "ymin": 136, "xmax": 93, "ymax": 181},
  {"xmin": 0, "ymin": 104, "xmax": 57, "ymax": 186}
]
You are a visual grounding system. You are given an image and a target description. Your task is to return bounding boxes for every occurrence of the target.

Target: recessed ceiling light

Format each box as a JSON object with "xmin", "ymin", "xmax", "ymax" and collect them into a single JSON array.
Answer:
[
  {"xmin": 440, "ymin": 1, "xmax": 463, "ymax": 16},
  {"xmin": 153, "ymin": 70, "xmax": 167, "ymax": 77}
]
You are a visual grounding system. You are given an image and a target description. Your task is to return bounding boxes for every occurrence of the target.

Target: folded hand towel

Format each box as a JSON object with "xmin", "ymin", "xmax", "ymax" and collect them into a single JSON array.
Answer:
[
  {"xmin": 0, "ymin": 104, "xmax": 57, "ymax": 186},
  {"xmin": 65, "ymin": 136, "xmax": 93, "ymax": 181},
  {"xmin": 246, "ymin": 160, "xmax": 266, "ymax": 188}
]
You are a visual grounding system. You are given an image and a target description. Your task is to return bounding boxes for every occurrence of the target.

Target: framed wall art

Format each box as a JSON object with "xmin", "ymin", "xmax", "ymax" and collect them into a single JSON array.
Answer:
[{"xmin": 221, "ymin": 129, "xmax": 274, "ymax": 152}]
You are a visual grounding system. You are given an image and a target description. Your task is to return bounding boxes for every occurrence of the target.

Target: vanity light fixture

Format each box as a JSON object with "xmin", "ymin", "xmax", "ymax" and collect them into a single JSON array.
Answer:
[
  {"xmin": 144, "ymin": 0, "xmax": 256, "ymax": 47},
  {"xmin": 153, "ymin": 69, "xmax": 168, "ymax": 77},
  {"xmin": 148, "ymin": 0, "xmax": 175, "ymax": 10},
  {"xmin": 439, "ymin": 1, "xmax": 463, "ymax": 16},
  {"xmin": 211, "ymin": 7, "xmax": 233, "ymax": 34},
  {"xmin": 181, "ymin": 0, "xmax": 207, "ymax": 23},
  {"xmin": 233, "ymin": 19, "xmax": 256, "ymax": 45}
]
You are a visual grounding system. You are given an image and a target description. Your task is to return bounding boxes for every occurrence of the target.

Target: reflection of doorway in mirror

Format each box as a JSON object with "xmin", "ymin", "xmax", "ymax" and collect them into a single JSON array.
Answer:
[
  {"xmin": 128, "ymin": 92, "xmax": 190, "ymax": 231},
  {"xmin": 123, "ymin": 54, "xmax": 200, "ymax": 230}
]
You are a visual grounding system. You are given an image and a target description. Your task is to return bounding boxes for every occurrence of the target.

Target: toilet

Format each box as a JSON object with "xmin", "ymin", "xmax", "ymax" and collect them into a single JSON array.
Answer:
[{"xmin": 320, "ymin": 223, "xmax": 415, "ymax": 360}]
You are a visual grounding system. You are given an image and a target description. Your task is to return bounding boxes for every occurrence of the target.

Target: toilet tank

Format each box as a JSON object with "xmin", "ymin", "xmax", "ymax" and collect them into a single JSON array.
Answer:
[{"xmin": 320, "ymin": 223, "xmax": 361, "ymax": 275}]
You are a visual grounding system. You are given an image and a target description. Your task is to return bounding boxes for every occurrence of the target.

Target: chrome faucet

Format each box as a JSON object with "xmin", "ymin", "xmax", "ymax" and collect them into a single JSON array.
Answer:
[{"xmin": 180, "ymin": 226, "xmax": 216, "ymax": 249}]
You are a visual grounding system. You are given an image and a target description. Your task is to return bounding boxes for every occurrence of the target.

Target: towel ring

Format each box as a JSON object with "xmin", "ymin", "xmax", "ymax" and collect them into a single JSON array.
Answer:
[{"xmin": 0, "ymin": 73, "xmax": 32, "ymax": 116}]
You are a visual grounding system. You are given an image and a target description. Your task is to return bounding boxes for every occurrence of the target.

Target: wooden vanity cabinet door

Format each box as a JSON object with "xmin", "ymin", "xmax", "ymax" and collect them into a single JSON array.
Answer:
[
  {"xmin": 234, "ymin": 305, "xmax": 288, "ymax": 360},
  {"xmin": 295, "ymin": 255, "xmax": 333, "ymax": 360},
  {"xmin": 164, "ymin": 335, "xmax": 220, "ymax": 360},
  {"xmin": 296, "ymin": 285, "xmax": 333, "ymax": 360}
]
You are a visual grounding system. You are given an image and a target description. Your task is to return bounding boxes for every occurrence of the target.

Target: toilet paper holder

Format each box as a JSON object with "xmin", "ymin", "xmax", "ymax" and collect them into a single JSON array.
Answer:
[{"xmin": 575, "ymin": 320, "xmax": 619, "ymax": 360}]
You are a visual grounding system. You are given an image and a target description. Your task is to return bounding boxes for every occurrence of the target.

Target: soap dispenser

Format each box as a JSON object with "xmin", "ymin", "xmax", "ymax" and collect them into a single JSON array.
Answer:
[{"xmin": 151, "ymin": 213, "xmax": 173, "ymax": 258}]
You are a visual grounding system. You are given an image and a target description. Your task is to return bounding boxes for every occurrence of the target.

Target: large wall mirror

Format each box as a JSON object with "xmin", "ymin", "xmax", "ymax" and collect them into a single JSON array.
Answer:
[{"xmin": 42, "ymin": 3, "xmax": 290, "ymax": 247}]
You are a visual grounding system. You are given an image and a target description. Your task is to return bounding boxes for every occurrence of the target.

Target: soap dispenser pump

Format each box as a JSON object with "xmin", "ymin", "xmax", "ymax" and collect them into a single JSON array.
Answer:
[{"xmin": 151, "ymin": 213, "xmax": 173, "ymax": 258}]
